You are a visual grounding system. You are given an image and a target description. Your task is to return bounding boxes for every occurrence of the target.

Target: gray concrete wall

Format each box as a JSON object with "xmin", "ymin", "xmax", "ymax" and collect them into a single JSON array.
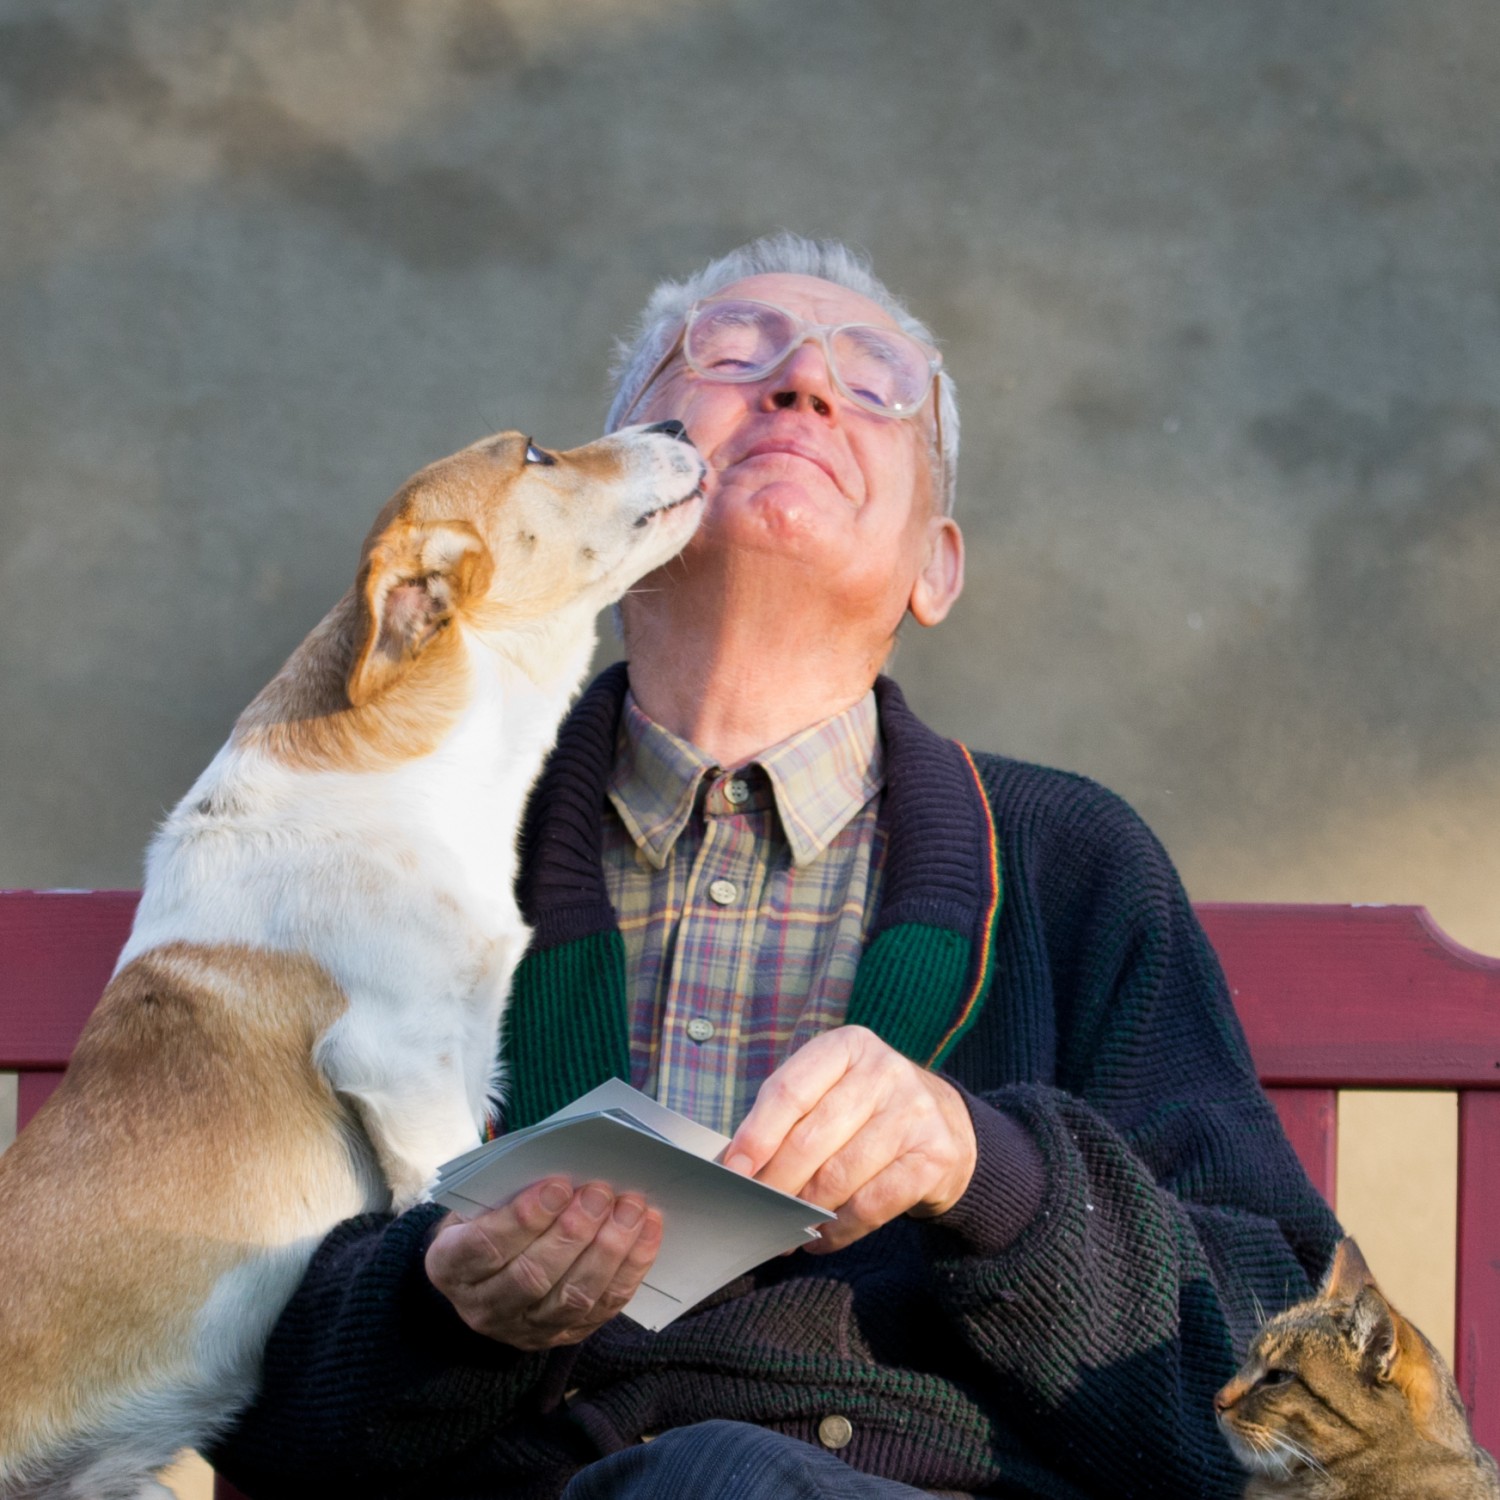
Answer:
[{"xmin": 2, "ymin": 0, "xmax": 1497, "ymax": 952}]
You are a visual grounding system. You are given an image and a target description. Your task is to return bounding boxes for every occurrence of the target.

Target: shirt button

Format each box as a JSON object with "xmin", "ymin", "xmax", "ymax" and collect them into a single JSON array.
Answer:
[
  {"xmin": 708, "ymin": 878, "xmax": 738, "ymax": 905},
  {"xmin": 724, "ymin": 777, "xmax": 750, "ymax": 805},
  {"xmin": 817, "ymin": 1414, "xmax": 853, "ymax": 1450},
  {"xmin": 685, "ymin": 1017, "xmax": 716, "ymax": 1042}
]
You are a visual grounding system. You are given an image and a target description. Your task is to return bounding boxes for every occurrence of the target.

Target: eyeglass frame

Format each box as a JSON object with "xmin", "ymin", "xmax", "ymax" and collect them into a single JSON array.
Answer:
[{"xmin": 614, "ymin": 297, "xmax": 946, "ymax": 483}]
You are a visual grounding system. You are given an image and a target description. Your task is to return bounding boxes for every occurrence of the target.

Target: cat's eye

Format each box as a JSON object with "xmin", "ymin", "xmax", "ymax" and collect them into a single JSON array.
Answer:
[
  {"xmin": 1259, "ymin": 1368, "xmax": 1295, "ymax": 1388},
  {"xmin": 524, "ymin": 441, "xmax": 556, "ymax": 467}
]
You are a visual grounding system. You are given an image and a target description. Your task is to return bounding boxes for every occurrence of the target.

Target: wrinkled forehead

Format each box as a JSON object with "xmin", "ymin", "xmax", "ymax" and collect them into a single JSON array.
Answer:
[{"xmin": 708, "ymin": 272, "xmax": 903, "ymax": 331}]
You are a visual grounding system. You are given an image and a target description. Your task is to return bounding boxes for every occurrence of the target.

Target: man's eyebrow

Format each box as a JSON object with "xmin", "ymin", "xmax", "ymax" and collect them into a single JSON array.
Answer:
[{"xmin": 841, "ymin": 328, "xmax": 904, "ymax": 362}]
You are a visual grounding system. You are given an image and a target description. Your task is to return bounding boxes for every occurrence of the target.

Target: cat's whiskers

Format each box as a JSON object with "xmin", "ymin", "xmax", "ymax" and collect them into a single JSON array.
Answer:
[
  {"xmin": 1273, "ymin": 1434, "xmax": 1327, "ymax": 1476},
  {"xmin": 1227, "ymin": 1420, "xmax": 1325, "ymax": 1480},
  {"xmin": 1260, "ymin": 1440, "xmax": 1300, "ymax": 1480},
  {"xmin": 1226, "ymin": 1421, "xmax": 1287, "ymax": 1475}
]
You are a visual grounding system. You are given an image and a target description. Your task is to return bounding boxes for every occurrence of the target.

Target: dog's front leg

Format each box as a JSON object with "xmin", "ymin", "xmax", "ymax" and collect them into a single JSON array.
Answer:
[
  {"xmin": 316, "ymin": 1016, "xmax": 484, "ymax": 1213},
  {"xmin": 353, "ymin": 1083, "xmax": 482, "ymax": 1212}
]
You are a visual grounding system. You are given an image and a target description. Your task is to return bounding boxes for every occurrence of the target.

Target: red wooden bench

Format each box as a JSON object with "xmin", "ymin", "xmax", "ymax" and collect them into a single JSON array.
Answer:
[{"xmin": 3, "ymin": 890, "xmax": 1499, "ymax": 1496}]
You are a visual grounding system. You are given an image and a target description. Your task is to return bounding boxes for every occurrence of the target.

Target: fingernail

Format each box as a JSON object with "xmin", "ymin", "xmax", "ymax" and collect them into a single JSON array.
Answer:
[
  {"xmin": 539, "ymin": 1181, "xmax": 571, "ymax": 1213},
  {"xmin": 725, "ymin": 1153, "xmax": 754, "ymax": 1176},
  {"xmin": 581, "ymin": 1184, "xmax": 613, "ymax": 1217},
  {"xmin": 614, "ymin": 1197, "xmax": 644, "ymax": 1228}
]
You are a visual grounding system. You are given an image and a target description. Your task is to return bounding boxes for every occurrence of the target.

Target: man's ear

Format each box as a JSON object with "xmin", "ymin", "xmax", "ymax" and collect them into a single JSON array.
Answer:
[
  {"xmin": 347, "ymin": 520, "xmax": 492, "ymax": 707},
  {"xmin": 909, "ymin": 517, "xmax": 965, "ymax": 628}
]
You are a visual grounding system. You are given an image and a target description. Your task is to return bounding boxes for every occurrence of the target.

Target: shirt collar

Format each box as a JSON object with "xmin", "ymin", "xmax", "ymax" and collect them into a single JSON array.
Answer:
[
  {"xmin": 606, "ymin": 696, "xmax": 713, "ymax": 868},
  {"xmin": 607, "ymin": 690, "xmax": 883, "ymax": 869}
]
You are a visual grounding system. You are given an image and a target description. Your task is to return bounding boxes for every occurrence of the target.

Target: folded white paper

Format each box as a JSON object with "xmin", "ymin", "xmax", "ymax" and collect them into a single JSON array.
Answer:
[{"xmin": 434, "ymin": 1080, "xmax": 834, "ymax": 1330}]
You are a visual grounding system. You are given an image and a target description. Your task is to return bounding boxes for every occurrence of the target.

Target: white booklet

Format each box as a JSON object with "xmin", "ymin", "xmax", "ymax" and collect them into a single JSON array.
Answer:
[{"xmin": 433, "ymin": 1079, "xmax": 834, "ymax": 1331}]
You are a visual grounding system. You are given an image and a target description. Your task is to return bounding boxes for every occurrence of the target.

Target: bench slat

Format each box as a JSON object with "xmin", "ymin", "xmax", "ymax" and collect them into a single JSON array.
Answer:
[
  {"xmin": 0, "ymin": 891, "xmax": 138, "ymax": 1067},
  {"xmin": 1459, "ymin": 1091, "xmax": 1500, "ymax": 1455},
  {"xmin": 1199, "ymin": 904, "xmax": 1500, "ymax": 1088},
  {"xmin": 1265, "ymin": 1087, "xmax": 1337, "ymax": 1203},
  {"xmin": 17, "ymin": 1070, "xmax": 65, "ymax": 1133}
]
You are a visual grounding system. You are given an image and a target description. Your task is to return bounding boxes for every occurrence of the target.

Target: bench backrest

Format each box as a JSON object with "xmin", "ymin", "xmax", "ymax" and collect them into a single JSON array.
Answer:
[
  {"xmin": 3, "ymin": 891, "xmax": 1499, "ymax": 1489},
  {"xmin": 1198, "ymin": 902, "xmax": 1500, "ymax": 1456}
]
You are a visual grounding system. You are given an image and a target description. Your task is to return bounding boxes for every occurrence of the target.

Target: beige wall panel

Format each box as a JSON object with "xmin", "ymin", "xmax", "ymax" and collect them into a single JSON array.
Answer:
[{"xmin": 1335, "ymin": 1090, "xmax": 1458, "ymax": 1369}]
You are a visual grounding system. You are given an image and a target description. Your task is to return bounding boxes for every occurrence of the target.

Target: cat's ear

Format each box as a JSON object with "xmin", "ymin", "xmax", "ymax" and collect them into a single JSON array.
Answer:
[
  {"xmin": 1324, "ymin": 1242, "xmax": 1470, "ymax": 1450},
  {"xmin": 1325, "ymin": 1241, "xmax": 1403, "ymax": 1380},
  {"xmin": 1320, "ymin": 1237, "xmax": 1378, "ymax": 1305},
  {"xmin": 1350, "ymin": 1285, "xmax": 1401, "ymax": 1380}
]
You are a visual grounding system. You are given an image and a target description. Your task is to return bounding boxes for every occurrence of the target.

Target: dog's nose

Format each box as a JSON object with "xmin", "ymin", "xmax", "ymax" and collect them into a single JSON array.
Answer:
[{"xmin": 643, "ymin": 419, "xmax": 690, "ymax": 442}]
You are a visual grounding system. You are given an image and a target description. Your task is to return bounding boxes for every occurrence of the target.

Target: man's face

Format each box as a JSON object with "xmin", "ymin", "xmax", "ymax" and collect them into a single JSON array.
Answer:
[{"xmin": 630, "ymin": 272, "xmax": 960, "ymax": 638}]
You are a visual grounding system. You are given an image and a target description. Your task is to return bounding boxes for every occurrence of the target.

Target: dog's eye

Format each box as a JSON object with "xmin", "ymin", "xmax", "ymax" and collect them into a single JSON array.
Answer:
[{"xmin": 524, "ymin": 441, "xmax": 556, "ymax": 467}]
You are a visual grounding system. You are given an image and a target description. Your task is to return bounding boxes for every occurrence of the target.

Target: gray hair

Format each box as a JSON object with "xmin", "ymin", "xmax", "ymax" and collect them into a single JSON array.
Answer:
[{"xmin": 604, "ymin": 233, "xmax": 960, "ymax": 514}]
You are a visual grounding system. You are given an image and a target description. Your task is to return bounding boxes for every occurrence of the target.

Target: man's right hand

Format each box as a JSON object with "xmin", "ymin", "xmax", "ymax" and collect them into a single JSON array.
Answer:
[{"xmin": 424, "ymin": 1177, "xmax": 663, "ymax": 1350}]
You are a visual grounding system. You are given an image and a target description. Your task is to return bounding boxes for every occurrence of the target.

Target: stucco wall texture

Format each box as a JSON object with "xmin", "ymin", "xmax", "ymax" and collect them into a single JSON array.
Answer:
[{"xmin": 2, "ymin": 0, "xmax": 1496, "ymax": 957}]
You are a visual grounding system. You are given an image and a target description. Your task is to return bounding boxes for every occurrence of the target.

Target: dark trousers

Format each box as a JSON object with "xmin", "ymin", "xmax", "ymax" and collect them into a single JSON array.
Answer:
[{"xmin": 560, "ymin": 1420, "xmax": 962, "ymax": 1499}]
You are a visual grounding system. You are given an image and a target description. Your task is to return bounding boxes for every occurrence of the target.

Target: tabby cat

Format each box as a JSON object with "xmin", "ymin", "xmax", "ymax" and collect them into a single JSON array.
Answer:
[{"xmin": 1215, "ymin": 1238, "xmax": 1500, "ymax": 1498}]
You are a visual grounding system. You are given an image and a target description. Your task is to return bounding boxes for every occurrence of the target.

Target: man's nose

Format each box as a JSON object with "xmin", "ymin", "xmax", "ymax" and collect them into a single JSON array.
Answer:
[{"xmin": 764, "ymin": 337, "xmax": 837, "ymax": 417}]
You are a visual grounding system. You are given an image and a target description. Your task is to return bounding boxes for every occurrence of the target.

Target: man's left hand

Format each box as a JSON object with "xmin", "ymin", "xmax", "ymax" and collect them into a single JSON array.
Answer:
[{"xmin": 722, "ymin": 1025, "xmax": 977, "ymax": 1254}]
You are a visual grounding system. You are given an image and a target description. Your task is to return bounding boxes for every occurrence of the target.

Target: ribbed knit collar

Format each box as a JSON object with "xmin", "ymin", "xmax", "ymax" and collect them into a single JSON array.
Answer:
[{"xmin": 504, "ymin": 662, "xmax": 1001, "ymax": 1124}]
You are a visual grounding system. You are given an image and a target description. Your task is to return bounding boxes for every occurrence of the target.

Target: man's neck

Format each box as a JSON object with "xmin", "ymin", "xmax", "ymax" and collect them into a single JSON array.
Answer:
[{"xmin": 623, "ymin": 611, "xmax": 886, "ymax": 768}]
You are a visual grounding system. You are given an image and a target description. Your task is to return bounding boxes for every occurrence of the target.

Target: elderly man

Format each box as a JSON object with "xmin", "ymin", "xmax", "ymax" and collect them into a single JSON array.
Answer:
[{"xmin": 212, "ymin": 236, "xmax": 1338, "ymax": 1500}]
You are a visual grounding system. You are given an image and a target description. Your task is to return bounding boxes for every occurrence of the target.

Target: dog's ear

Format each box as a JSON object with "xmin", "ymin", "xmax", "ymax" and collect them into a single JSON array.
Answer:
[{"xmin": 347, "ymin": 520, "xmax": 493, "ymax": 707}]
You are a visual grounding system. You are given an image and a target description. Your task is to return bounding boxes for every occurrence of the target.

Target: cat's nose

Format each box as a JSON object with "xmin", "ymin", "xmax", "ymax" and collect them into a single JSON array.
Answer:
[{"xmin": 1213, "ymin": 1384, "xmax": 1234, "ymax": 1413}]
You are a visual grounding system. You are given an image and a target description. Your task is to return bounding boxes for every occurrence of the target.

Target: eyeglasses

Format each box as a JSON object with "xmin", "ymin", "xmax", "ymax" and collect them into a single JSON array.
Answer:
[{"xmin": 619, "ymin": 297, "xmax": 943, "ymax": 427}]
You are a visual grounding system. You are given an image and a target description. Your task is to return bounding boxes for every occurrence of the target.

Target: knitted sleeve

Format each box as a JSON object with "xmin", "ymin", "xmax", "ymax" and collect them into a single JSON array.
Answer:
[
  {"xmin": 924, "ymin": 758, "xmax": 1341, "ymax": 1500},
  {"xmin": 206, "ymin": 1204, "xmax": 561, "ymax": 1496}
]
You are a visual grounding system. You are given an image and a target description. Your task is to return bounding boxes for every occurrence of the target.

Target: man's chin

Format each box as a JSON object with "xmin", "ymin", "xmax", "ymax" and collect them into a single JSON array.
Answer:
[{"xmin": 714, "ymin": 475, "xmax": 855, "ymax": 537}]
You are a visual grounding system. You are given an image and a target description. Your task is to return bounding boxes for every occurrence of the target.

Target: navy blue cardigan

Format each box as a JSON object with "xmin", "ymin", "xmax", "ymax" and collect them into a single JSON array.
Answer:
[{"xmin": 211, "ymin": 668, "xmax": 1339, "ymax": 1500}]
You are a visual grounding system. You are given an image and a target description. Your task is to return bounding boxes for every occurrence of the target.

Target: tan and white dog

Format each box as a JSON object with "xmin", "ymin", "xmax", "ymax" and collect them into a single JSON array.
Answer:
[{"xmin": 0, "ymin": 423, "xmax": 705, "ymax": 1499}]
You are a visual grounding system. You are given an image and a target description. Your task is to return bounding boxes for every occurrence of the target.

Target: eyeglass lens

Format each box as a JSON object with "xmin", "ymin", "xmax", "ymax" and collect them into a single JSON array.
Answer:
[{"xmin": 686, "ymin": 301, "xmax": 932, "ymax": 415}]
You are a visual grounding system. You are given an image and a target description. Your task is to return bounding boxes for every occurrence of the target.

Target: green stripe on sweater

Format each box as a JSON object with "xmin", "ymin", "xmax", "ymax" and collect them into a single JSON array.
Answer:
[
  {"xmin": 846, "ymin": 924, "xmax": 975, "ymax": 1066},
  {"xmin": 502, "ymin": 930, "xmax": 630, "ymax": 1128}
]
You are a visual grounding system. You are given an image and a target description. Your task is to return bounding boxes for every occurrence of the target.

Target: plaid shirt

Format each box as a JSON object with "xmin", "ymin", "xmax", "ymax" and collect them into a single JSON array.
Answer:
[{"xmin": 602, "ymin": 691, "xmax": 886, "ymax": 1134}]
